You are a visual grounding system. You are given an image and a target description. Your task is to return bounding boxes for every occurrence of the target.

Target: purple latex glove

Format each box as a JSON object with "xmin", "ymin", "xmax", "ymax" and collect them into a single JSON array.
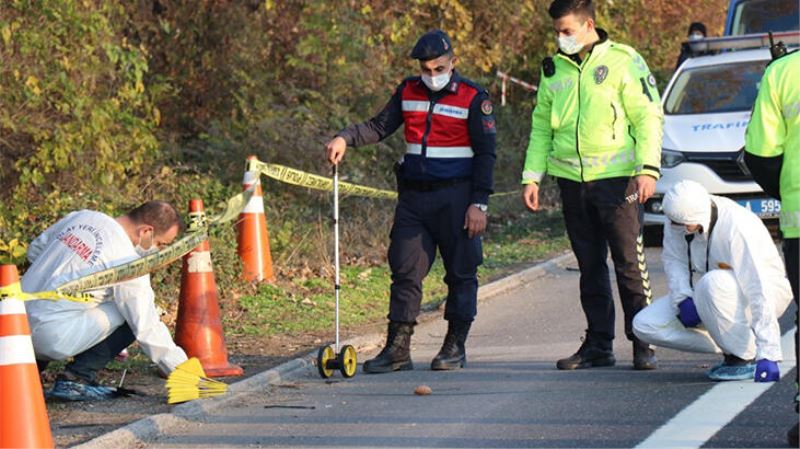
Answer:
[
  {"xmin": 754, "ymin": 359, "xmax": 780, "ymax": 382},
  {"xmin": 677, "ymin": 297, "xmax": 701, "ymax": 328}
]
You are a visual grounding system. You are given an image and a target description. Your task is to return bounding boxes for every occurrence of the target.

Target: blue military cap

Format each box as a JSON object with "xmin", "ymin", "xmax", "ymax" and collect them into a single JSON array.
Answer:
[{"xmin": 410, "ymin": 29, "xmax": 453, "ymax": 60}]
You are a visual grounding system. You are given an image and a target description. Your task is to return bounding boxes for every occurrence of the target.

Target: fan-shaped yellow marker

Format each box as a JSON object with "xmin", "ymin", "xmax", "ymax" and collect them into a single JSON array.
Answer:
[{"xmin": 166, "ymin": 357, "xmax": 228, "ymax": 404}]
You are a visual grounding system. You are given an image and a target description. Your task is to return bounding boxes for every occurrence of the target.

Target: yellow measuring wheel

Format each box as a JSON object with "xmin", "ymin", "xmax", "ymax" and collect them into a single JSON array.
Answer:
[
  {"xmin": 337, "ymin": 344, "xmax": 357, "ymax": 378},
  {"xmin": 317, "ymin": 345, "xmax": 336, "ymax": 379},
  {"xmin": 316, "ymin": 164, "xmax": 358, "ymax": 379},
  {"xmin": 317, "ymin": 344, "xmax": 357, "ymax": 379}
]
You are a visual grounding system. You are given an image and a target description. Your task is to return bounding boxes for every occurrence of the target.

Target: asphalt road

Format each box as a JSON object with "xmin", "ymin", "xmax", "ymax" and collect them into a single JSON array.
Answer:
[{"xmin": 145, "ymin": 248, "xmax": 798, "ymax": 448}]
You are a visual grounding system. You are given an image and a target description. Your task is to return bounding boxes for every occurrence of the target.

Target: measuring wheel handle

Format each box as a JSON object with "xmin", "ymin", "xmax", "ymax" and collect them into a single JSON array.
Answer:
[
  {"xmin": 317, "ymin": 345, "xmax": 336, "ymax": 378},
  {"xmin": 338, "ymin": 345, "xmax": 358, "ymax": 378}
]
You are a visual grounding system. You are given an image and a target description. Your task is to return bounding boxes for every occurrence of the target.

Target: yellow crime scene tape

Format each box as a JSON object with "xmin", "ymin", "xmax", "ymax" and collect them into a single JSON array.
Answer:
[
  {"xmin": 2, "ymin": 156, "xmax": 517, "ymax": 304},
  {"xmin": 0, "ymin": 282, "xmax": 96, "ymax": 304},
  {"xmin": 247, "ymin": 159, "xmax": 397, "ymax": 199},
  {"xmin": 246, "ymin": 158, "xmax": 519, "ymax": 199},
  {"xmin": 0, "ymin": 184, "xmax": 256, "ymax": 303}
]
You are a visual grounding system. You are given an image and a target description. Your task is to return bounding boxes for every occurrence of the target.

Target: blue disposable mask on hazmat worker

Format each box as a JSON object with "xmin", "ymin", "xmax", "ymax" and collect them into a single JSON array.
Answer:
[
  {"xmin": 557, "ymin": 22, "xmax": 588, "ymax": 55},
  {"xmin": 421, "ymin": 62, "xmax": 453, "ymax": 92},
  {"xmin": 134, "ymin": 229, "xmax": 159, "ymax": 257}
]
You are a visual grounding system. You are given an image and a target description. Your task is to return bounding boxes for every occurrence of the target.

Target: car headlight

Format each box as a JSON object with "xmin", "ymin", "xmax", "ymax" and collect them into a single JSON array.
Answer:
[{"xmin": 661, "ymin": 149, "xmax": 685, "ymax": 169}]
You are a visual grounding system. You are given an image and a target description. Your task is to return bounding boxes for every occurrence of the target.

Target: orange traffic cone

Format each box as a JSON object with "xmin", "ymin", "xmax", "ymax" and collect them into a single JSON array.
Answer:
[
  {"xmin": 236, "ymin": 155, "xmax": 275, "ymax": 282},
  {"xmin": 175, "ymin": 199, "xmax": 243, "ymax": 378},
  {"xmin": 0, "ymin": 264, "xmax": 54, "ymax": 448}
]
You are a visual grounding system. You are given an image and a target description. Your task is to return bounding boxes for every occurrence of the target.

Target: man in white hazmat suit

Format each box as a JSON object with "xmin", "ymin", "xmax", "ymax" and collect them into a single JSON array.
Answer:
[
  {"xmin": 633, "ymin": 181, "xmax": 793, "ymax": 381},
  {"xmin": 22, "ymin": 201, "xmax": 188, "ymax": 401}
]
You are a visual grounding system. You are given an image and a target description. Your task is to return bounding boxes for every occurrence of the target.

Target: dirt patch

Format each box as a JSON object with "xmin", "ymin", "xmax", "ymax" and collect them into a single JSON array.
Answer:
[{"xmin": 45, "ymin": 333, "xmax": 328, "ymax": 448}]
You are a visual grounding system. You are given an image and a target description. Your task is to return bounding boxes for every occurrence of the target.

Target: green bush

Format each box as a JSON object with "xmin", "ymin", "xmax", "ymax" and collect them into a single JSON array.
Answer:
[
  {"xmin": 0, "ymin": 0, "xmax": 728, "ymax": 323},
  {"xmin": 0, "ymin": 0, "xmax": 163, "ymax": 248}
]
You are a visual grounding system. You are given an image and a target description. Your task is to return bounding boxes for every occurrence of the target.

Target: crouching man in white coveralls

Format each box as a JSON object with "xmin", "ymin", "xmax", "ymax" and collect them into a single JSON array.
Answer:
[
  {"xmin": 22, "ymin": 201, "xmax": 188, "ymax": 401},
  {"xmin": 634, "ymin": 181, "xmax": 793, "ymax": 381}
]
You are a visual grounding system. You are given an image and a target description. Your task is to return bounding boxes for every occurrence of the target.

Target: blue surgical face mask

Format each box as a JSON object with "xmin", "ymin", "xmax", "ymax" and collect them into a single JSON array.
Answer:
[{"xmin": 134, "ymin": 230, "xmax": 159, "ymax": 257}]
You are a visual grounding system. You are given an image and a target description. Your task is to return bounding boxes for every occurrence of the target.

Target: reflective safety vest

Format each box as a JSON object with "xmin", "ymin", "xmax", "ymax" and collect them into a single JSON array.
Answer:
[
  {"xmin": 400, "ymin": 78, "xmax": 479, "ymax": 180},
  {"xmin": 522, "ymin": 31, "xmax": 663, "ymax": 185},
  {"xmin": 746, "ymin": 51, "xmax": 800, "ymax": 239}
]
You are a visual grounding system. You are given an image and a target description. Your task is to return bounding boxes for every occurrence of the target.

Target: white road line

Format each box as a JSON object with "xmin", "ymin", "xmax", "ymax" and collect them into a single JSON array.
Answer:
[{"xmin": 636, "ymin": 328, "xmax": 797, "ymax": 449}]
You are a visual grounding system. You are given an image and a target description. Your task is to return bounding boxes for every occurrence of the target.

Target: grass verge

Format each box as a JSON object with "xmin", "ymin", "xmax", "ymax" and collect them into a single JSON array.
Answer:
[{"xmin": 223, "ymin": 209, "xmax": 568, "ymax": 339}]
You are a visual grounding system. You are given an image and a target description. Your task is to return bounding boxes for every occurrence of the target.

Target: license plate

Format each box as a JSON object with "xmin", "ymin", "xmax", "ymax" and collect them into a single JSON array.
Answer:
[{"xmin": 737, "ymin": 198, "xmax": 781, "ymax": 218}]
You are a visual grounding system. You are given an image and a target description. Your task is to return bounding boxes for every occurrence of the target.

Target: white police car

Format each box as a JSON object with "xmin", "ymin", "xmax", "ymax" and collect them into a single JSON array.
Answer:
[
  {"xmin": 725, "ymin": 0, "xmax": 799, "ymax": 36},
  {"xmin": 643, "ymin": 32, "xmax": 798, "ymax": 243}
]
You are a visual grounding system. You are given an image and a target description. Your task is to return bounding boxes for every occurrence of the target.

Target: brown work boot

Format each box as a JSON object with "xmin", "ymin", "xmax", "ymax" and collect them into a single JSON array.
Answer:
[
  {"xmin": 363, "ymin": 321, "xmax": 414, "ymax": 374},
  {"xmin": 431, "ymin": 320, "xmax": 471, "ymax": 370}
]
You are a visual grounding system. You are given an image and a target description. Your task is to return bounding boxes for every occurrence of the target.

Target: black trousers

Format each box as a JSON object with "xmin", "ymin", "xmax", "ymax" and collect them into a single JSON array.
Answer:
[
  {"xmin": 558, "ymin": 177, "xmax": 652, "ymax": 344},
  {"xmin": 68, "ymin": 323, "xmax": 136, "ymax": 382},
  {"xmin": 36, "ymin": 323, "xmax": 135, "ymax": 382},
  {"xmin": 388, "ymin": 181, "xmax": 482, "ymax": 323},
  {"xmin": 783, "ymin": 238, "xmax": 798, "ymax": 394}
]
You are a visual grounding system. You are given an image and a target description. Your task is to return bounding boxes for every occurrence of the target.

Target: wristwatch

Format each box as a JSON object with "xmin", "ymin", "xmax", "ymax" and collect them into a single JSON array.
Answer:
[{"xmin": 472, "ymin": 203, "xmax": 488, "ymax": 213}]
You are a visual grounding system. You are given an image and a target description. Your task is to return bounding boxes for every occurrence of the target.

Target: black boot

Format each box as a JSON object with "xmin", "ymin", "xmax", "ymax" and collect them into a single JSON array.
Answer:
[
  {"xmin": 556, "ymin": 335, "xmax": 615, "ymax": 370},
  {"xmin": 633, "ymin": 338, "xmax": 658, "ymax": 370},
  {"xmin": 431, "ymin": 320, "xmax": 471, "ymax": 370},
  {"xmin": 788, "ymin": 422, "xmax": 799, "ymax": 448},
  {"xmin": 363, "ymin": 321, "xmax": 414, "ymax": 374}
]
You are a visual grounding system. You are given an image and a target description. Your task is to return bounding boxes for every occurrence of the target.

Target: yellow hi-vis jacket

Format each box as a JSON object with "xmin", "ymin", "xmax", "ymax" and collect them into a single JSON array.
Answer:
[
  {"xmin": 522, "ymin": 31, "xmax": 663, "ymax": 184},
  {"xmin": 745, "ymin": 51, "xmax": 800, "ymax": 239}
]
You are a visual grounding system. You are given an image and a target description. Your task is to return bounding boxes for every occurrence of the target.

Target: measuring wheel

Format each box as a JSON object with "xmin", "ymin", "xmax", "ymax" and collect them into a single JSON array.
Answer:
[
  {"xmin": 316, "ymin": 165, "xmax": 359, "ymax": 380},
  {"xmin": 337, "ymin": 345, "xmax": 357, "ymax": 378},
  {"xmin": 317, "ymin": 345, "xmax": 335, "ymax": 379}
]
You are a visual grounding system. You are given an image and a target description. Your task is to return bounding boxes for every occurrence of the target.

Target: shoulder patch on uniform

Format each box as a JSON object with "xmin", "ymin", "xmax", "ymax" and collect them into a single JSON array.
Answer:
[
  {"xmin": 542, "ymin": 57, "xmax": 555, "ymax": 78},
  {"xmin": 481, "ymin": 116, "xmax": 496, "ymax": 134},
  {"xmin": 594, "ymin": 65, "xmax": 609, "ymax": 84},
  {"xmin": 480, "ymin": 99, "xmax": 494, "ymax": 116}
]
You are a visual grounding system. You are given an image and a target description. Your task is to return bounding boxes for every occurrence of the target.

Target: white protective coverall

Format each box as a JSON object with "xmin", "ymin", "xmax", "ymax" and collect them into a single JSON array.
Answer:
[
  {"xmin": 633, "ymin": 185, "xmax": 793, "ymax": 362},
  {"xmin": 21, "ymin": 210, "xmax": 187, "ymax": 374}
]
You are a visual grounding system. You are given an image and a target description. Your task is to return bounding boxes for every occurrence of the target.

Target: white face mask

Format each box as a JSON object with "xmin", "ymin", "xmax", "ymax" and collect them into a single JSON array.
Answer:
[
  {"xmin": 557, "ymin": 22, "xmax": 587, "ymax": 55},
  {"xmin": 421, "ymin": 64, "xmax": 452, "ymax": 92},
  {"xmin": 134, "ymin": 230, "xmax": 159, "ymax": 257},
  {"xmin": 688, "ymin": 33, "xmax": 704, "ymax": 41}
]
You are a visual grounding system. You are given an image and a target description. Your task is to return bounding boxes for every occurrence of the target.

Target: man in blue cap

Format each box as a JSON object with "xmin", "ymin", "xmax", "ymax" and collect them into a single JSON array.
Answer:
[{"xmin": 325, "ymin": 29, "xmax": 497, "ymax": 374}]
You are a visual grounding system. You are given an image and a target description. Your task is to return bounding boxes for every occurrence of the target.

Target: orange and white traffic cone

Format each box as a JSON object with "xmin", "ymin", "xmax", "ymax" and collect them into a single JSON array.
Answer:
[
  {"xmin": 0, "ymin": 264, "xmax": 54, "ymax": 449},
  {"xmin": 236, "ymin": 155, "xmax": 275, "ymax": 282},
  {"xmin": 175, "ymin": 199, "xmax": 243, "ymax": 378}
]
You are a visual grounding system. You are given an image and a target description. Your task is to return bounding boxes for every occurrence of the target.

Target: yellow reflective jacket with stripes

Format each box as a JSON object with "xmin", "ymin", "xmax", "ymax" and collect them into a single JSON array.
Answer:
[
  {"xmin": 522, "ymin": 30, "xmax": 664, "ymax": 185},
  {"xmin": 745, "ymin": 51, "xmax": 800, "ymax": 239}
]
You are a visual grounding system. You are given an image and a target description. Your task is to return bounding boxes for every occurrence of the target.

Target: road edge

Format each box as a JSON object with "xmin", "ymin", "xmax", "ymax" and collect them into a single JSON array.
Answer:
[{"xmin": 71, "ymin": 251, "xmax": 574, "ymax": 449}]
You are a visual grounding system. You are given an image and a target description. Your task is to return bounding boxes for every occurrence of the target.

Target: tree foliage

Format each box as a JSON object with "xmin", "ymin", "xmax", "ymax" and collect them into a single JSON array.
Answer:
[
  {"xmin": 0, "ymin": 0, "xmax": 161, "ymax": 196},
  {"xmin": 1, "ymin": 0, "xmax": 729, "ymax": 259}
]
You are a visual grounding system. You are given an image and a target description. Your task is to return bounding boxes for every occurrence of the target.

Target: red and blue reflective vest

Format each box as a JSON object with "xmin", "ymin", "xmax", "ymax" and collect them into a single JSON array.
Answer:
[{"xmin": 337, "ymin": 71, "xmax": 496, "ymax": 204}]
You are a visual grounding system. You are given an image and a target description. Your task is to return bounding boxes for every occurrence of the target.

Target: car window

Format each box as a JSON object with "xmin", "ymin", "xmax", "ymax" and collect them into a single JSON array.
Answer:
[
  {"xmin": 664, "ymin": 60, "xmax": 767, "ymax": 115},
  {"xmin": 731, "ymin": 0, "xmax": 799, "ymax": 35}
]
